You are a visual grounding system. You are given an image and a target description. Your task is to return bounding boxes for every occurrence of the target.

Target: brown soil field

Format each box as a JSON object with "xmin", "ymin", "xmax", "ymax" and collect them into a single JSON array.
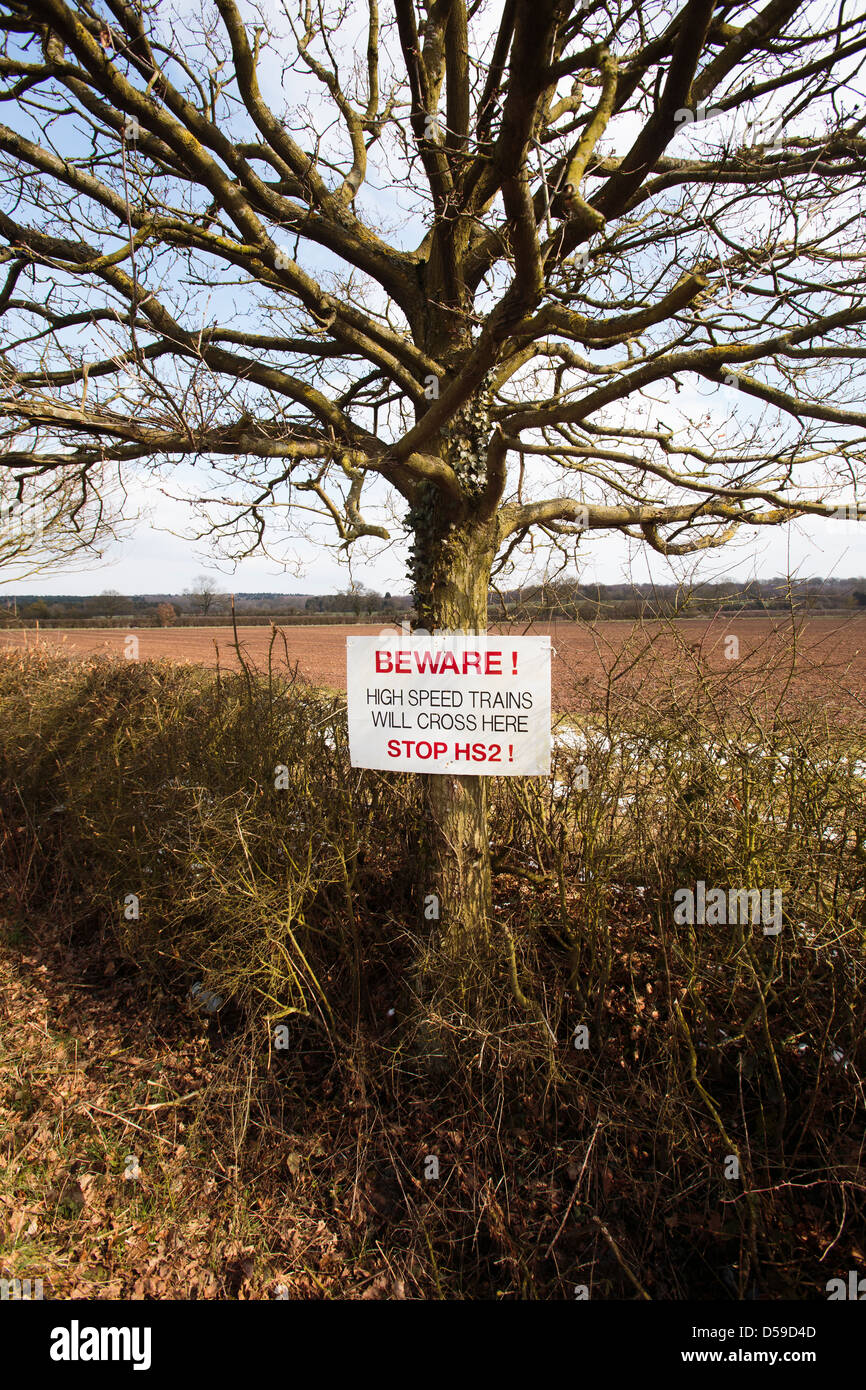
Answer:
[{"xmin": 3, "ymin": 614, "xmax": 865, "ymax": 721}]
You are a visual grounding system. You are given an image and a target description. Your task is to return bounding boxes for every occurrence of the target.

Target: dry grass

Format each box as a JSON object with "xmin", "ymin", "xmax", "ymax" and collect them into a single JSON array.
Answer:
[{"xmin": 0, "ymin": 623, "xmax": 864, "ymax": 1299}]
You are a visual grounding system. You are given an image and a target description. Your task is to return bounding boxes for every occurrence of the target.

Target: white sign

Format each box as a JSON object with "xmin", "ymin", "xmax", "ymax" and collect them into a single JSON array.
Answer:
[{"xmin": 346, "ymin": 633, "xmax": 551, "ymax": 776}]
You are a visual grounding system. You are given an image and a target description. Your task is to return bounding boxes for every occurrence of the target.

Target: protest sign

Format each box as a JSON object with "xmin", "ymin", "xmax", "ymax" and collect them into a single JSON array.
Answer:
[{"xmin": 347, "ymin": 633, "xmax": 551, "ymax": 775}]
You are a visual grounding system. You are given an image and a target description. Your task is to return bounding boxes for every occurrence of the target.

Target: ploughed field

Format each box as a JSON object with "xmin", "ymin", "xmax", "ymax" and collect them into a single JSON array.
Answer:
[{"xmin": 3, "ymin": 614, "xmax": 864, "ymax": 721}]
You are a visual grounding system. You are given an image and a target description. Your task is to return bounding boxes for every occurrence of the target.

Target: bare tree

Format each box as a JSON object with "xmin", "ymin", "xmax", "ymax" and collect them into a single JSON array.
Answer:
[
  {"xmin": 184, "ymin": 573, "xmax": 223, "ymax": 615},
  {"xmin": 0, "ymin": 466, "xmax": 120, "ymax": 583},
  {"xmin": 1, "ymin": 0, "xmax": 865, "ymax": 986},
  {"xmin": 97, "ymin": 587, "xmax": 125, "ymax": 615}
]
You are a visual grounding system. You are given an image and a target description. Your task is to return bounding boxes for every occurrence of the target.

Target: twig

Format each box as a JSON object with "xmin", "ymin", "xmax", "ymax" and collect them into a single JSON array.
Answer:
[{"xmin": 591, "ymin": 1215, "xmax": 651, "ymax": 1300}]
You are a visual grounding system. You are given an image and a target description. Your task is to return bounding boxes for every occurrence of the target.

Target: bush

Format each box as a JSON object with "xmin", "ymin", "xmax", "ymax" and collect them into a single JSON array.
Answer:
[{"xmin": 0, "ymin": 632, "xmax": 863, "ymax": 1298}]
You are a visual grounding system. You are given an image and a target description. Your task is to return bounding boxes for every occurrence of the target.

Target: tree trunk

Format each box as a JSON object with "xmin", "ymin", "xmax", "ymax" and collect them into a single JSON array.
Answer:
[{"xmin": 411, "ymin": 506, "xmax": 498, "ymax": 1013}]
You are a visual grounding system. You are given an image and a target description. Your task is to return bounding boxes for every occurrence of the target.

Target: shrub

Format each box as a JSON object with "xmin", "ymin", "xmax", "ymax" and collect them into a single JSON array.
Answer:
[{"xmin": 0, "ymin": 629, "xmax": 863, "ymax": 1298}]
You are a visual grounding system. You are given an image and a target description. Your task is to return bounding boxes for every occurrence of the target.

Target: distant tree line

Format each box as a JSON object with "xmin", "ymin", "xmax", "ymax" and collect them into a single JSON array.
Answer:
[
  {"xmin": 0, "ymin": 585, "xmax": 411, "ymax": 625},
  {"xmin": 491, "ymin": 577, "xmax": 866, "ymax": 622},
  {"xmin": 2, "ymin": 578, "xmax": 864, "ymax": 627}
]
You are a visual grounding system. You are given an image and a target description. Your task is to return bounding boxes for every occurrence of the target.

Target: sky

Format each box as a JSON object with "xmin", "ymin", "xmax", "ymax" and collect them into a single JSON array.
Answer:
[
  {"xmin": 2, "ymin": 0, "xmax": 865, "ymax": 598},
  {"xmin": 6, "ymin": 472, "xmax": 864, "ymax": 597}
]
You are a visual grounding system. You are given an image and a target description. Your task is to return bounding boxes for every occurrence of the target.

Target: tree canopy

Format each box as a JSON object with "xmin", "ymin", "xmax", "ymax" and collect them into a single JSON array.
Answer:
[{"xmin": 0, "ymin": 0, "xmax": 864, "ymax": 591}]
